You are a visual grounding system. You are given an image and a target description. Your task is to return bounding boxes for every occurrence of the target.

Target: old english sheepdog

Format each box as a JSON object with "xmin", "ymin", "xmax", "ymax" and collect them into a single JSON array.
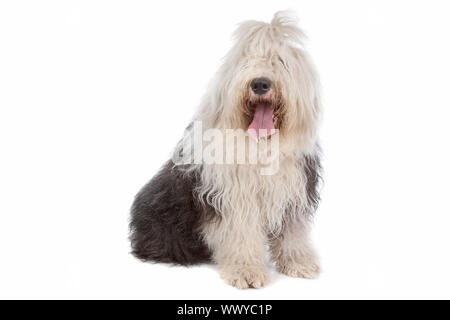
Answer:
[{"xmin": 130, "ymin": 11, "xmax": 322, "ymax": 289}]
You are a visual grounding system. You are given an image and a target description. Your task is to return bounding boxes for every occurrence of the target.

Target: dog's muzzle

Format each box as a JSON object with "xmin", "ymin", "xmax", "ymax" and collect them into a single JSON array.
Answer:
[
  {"xmin": 247, "ymin": 77, "xmax": 278, "ymax": 141},
  {"xmin": 250, "ymin": 77, "xmax": 272, "ymax": 95}
]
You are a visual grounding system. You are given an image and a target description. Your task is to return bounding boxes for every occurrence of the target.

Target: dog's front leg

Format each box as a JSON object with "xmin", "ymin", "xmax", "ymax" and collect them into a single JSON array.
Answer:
[
  {"xmin": 203, "ymin": 218, "xmax": 268, "ymax": 289},
  {"xmin": 270, "ymin": 215, "xmax": 321, "ymax": 279}
]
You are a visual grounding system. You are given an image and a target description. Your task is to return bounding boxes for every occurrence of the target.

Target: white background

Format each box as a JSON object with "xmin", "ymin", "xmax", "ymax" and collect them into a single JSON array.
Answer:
[{"xmin": 1, "ymin": 0, "xmax": 450, "ymax": 299}]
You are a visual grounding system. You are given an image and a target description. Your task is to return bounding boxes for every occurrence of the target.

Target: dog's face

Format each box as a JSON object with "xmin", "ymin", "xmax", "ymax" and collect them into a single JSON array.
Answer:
[
  {"xmin": 240, "ymin": 54, "xmax": 290, "ymax": 141},
  {"xmin": 205, "ymin": 13, "xmax": 321, "ymax": 152}
]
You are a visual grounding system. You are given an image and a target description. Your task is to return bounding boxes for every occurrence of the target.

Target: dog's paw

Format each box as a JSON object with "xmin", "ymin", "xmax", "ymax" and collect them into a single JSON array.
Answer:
[
  {"xmin": 277, "ymin": 259, "xmax": 321, "ymax": 279},
  {"xmin": 220, "ymin": 265, "xmax": 269, "ymax": 289}
]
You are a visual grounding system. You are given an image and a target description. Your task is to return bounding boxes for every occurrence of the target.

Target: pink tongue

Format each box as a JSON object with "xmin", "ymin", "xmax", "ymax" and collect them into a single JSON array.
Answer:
[{"xmin": 247, "ymin": 103, "xmax": 275, "ymax": 141}]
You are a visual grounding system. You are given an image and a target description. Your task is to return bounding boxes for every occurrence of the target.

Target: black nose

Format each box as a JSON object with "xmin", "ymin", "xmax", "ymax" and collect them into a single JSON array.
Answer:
[{"xmin": 250, "ymin": 77, "xmax": 271, "ymax": 95}]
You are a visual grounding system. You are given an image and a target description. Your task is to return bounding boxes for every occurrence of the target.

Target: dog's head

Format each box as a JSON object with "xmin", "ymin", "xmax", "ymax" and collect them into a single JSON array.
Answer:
[{"xmin": 202, "ymin": 11, "xmax": 321, "ymax": 152}]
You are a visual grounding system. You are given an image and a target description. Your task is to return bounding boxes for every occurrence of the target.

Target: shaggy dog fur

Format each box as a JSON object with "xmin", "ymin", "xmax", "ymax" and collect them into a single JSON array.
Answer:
[{"xmin": 130, "ymin": 11, "xmax": 322, "ymax": 289}]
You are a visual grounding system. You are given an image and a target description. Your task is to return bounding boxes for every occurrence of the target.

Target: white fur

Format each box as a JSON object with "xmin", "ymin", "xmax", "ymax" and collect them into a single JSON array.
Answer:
[{"xmin": 174, "ymin": 11, "xmax": 322, "ymax": 288}]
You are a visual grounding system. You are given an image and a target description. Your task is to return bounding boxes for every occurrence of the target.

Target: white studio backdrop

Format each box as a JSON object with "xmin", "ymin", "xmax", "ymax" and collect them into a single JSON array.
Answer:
[{"xmin": 1, "ymin": 0, "xmax": 450, "ymax": 299}]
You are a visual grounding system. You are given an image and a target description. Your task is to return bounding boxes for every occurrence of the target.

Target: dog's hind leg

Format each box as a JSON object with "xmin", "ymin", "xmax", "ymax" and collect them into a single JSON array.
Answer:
[{"xmin": 129, "ymin": 161, "xmax": 212, "ymax": 265}]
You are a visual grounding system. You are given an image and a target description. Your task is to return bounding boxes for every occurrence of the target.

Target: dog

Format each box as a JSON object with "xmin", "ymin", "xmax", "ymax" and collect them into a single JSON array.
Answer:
[{"xmin": 129, "ymin": 11, "xmax": 322, "ymax": 289}]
